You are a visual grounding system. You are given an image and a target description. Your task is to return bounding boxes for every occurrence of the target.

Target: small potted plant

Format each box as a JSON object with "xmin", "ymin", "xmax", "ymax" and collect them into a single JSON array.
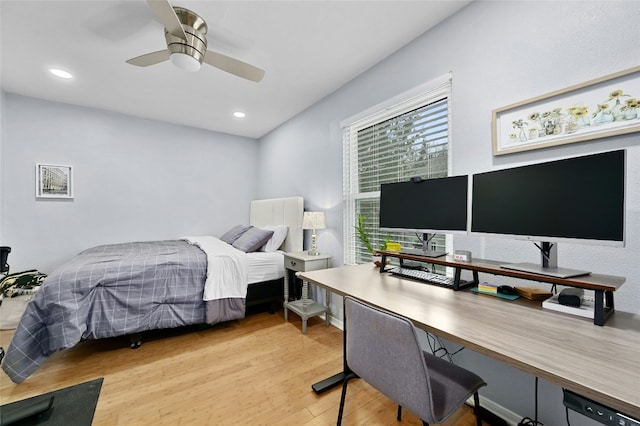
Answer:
[{"xmin": 354, "ymin": 215, "xmax": 390, "ymax": 266}]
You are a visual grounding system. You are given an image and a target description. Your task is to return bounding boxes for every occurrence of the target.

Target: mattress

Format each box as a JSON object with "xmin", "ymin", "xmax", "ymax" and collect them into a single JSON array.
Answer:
[{"xmin": 247, "ymin": 251, "xmax": 285, "ymax": 284}]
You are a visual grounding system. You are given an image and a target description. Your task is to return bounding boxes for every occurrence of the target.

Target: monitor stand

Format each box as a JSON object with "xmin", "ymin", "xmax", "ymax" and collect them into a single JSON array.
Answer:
[
  {"xmin": 400, "ymin": 233, "xmax": 447, "ymax": 258},
  {"xmin": 500, "ymin": 242, "xmax": 590, "ymax": 279},
  {"xmin": 500, "ymin": 262, "xmax": 590, "ymax": 279},
  {"xmin": 400, "ymin": 247, "xmax": 447, "ymax": 258}
]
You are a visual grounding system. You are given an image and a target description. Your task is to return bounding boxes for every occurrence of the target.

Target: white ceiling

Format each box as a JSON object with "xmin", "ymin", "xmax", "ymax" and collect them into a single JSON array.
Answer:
[{"xmin": 0, "ymin": 1, "xmax": 470, "ymax": 139}]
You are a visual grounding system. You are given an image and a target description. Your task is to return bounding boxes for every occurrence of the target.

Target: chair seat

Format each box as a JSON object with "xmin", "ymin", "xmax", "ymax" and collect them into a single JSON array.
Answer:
[{"xmin": 424, "ymin": 351, "xmax": 485, "ymax": 422}]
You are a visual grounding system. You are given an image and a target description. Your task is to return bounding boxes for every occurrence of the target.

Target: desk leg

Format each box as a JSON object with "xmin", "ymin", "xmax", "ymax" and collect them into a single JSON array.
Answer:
[
  {"xmin": 312, "ymin": 298, "xmax": 352, "ymax": 394},
  {"xmin": 301, "ymin": 279, "xmax": 309, "ymax": 334},
  {"xmin": 325, "ymin": 289, "xmax": 331, "ymax": 327},
  {"xmin": 312, "ymin": 372, "xmax": 348, "ymax": 394}
]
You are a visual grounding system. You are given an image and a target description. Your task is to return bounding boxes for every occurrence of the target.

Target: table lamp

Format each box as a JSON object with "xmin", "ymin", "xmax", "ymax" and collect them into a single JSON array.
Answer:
[{"xmin": 302, "ymin": 211, "xmax": 326, "ymax": 256}]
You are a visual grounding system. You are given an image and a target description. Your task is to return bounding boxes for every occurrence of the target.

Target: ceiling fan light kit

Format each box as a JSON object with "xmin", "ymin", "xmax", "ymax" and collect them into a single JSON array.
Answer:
[
  {"xmin": 170, "ymin": 53, "xmax": 200, "ymax": 72},
  {"xmin": 126, "ymin": 0, "xmax": 265, "ymax": 82}
]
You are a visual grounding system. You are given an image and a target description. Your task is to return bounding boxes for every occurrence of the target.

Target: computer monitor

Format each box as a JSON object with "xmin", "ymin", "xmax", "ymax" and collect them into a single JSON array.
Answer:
[
  {"xmin": 379, "ymin": 175, "xmax": 468, "ymax": 257},
  {"xmin": 471, "ymin": 149, "xmax": 625, "ymax": 277}
]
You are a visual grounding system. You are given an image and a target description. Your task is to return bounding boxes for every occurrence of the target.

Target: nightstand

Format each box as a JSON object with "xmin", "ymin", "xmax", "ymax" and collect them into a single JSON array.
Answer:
[{"xmin": 283, "ymin": 251, "xmax": 332, "ymax": 334}]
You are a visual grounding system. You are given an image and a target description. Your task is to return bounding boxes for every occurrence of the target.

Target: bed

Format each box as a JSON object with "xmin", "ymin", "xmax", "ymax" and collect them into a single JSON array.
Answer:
[{"xmin": 1, "ymin": 196, "xmax": 303, "ymax": 383}]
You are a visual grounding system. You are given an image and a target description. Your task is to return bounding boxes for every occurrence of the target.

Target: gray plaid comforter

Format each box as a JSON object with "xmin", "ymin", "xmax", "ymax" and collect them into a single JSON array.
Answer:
[{"xmin": 1, "ymin": 240, "xmax": 245, "ymax": 383}]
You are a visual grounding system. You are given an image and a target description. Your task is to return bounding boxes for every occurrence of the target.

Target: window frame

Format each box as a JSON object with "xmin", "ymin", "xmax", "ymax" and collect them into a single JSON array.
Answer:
[{"xmin": 342, "ymin": 73, "xmax": 453, "ymax": 266}]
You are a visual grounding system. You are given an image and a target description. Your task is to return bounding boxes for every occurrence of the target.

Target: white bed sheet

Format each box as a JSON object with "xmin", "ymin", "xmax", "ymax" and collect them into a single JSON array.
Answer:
[
  {"xmin": 182, "ymin": 236, "xmax": 249, "ymax": 301},
  {"xmin": 247, "ymin": 251, "xmax": 285, "ymax": 284}
]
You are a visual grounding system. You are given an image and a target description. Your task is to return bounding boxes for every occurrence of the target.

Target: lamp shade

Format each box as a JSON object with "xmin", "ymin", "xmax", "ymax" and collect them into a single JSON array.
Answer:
[{"xmin": 302, "ymin": 211, "xmax": 326, "ymax": 230}]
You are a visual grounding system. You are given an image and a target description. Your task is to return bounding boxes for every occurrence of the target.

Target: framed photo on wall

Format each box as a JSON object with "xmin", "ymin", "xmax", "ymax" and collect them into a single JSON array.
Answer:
[
  {"xmin": 35, "ymin": 164, "xmax": 73, "ymax": 199},
  {"xmin": 492, "ymin": 66, "xmax": 640, "ymax": 155}
]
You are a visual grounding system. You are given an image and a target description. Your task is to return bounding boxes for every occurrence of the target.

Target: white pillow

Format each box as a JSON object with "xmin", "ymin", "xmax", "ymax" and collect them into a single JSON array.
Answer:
[{"xmin": 259, "ymin": 225, "xmax": 289, "ymax": 252}]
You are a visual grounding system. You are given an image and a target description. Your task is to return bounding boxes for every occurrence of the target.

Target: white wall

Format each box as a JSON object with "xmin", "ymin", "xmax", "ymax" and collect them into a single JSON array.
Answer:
[
  {"xmin": 257, "ymin": 1, "xmax": 640, "ymax": 424},
  {"xmin": 0, "ymin": 94, "xmax": 260, "ymax": 273}
]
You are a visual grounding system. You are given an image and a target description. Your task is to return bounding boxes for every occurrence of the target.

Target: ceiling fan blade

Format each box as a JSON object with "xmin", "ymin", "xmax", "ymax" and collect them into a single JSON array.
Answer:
[
  {"xmin": 126, "ymin": 50, "xmax": 170, "ymax": 67},
  {"xmin": 203, "ymin": 50, "xmax": 265, "ymax": 83},
  {"xmin": 146, "ymin": 0, "xmax": 188, "ymax": 40}
]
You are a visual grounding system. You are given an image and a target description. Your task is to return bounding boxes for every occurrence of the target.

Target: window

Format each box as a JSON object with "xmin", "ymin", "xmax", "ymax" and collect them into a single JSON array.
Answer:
[{"xmin": 343, "ymin": 74, "xmax": 452, "ymax": 265}]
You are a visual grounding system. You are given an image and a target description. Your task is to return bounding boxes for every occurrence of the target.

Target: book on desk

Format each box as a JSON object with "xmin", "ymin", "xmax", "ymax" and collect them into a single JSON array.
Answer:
[{"xmin": 477, "ymin": 282, "xmax": 498, "ymax": 294}]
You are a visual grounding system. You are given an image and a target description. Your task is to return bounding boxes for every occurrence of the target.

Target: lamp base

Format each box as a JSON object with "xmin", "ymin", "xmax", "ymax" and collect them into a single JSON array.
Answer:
[{"xmin": 308, "ymin": 230, "xmax": 320, "ymax": 256}]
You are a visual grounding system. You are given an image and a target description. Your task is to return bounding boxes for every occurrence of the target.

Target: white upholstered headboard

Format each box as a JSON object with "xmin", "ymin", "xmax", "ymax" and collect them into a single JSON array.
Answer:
[{"xmin": 250, "ymin": 197, "xmax": 304, "ymax": 252}]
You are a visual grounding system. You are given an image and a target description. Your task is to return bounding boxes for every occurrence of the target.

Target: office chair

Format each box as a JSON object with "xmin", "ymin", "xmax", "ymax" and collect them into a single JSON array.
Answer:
[{"xmin": 337, "ymin": 297, "xmax": 486, "ymax": 426}]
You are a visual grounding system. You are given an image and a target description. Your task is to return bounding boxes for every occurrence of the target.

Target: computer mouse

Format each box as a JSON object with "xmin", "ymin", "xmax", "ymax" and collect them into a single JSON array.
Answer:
[{"xmin": 498, "ymin": 285, "xmax": 517, "ymax": 295}]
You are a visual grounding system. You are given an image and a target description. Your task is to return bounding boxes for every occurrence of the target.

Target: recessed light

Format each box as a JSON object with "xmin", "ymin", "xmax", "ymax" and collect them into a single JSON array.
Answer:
[
  {"xmin": 233, "ymin": 111, "xmax": 246, "ymax": 118},
  {"xmin": 49, "ymin": 68, "xmax": 73, "ymax": 79}
]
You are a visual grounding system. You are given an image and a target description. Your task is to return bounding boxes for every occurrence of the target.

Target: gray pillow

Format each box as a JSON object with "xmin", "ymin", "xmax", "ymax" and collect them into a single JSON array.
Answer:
[
  {"xmin": 233, "ymin": 227, "xmax": 275, "ymax": 253},
  {"xmin": 220, "ymin": 225, "xmax": 251, "ymax": 245}
]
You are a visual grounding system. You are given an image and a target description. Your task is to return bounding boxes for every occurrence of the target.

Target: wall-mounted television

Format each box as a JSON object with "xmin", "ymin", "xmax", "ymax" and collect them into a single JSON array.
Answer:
[
  {"xmin": 379, "ymin": 175, "xmax": 468, "ymax": 257},
  {"xmin": 471, "ymin": 149, "xmax": 625, "ymax": 277}
]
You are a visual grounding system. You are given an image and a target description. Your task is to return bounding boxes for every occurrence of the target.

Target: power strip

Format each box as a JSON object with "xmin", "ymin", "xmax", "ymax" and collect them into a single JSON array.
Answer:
[{"xmin": 563, "ymin": 389, "xmax": 639, "ymax": 425}]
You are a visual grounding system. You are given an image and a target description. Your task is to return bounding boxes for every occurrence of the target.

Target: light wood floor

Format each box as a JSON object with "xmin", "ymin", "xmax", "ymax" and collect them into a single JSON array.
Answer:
[{"xmin": 1, "ymin": 307, "xmax": 486, "ymax": 425}]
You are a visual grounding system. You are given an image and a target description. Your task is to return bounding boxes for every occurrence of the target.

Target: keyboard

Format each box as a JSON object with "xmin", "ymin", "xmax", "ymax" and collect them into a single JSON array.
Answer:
[{"xmin": 387, "ymin": 266, "xmax": 455, "ymax": 287}]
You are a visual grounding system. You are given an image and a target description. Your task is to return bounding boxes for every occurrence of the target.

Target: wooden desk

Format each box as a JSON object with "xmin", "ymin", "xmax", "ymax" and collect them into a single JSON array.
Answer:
[{"xmin": 299, "ymin": 264, "xmax": 640, "ymax": 420}]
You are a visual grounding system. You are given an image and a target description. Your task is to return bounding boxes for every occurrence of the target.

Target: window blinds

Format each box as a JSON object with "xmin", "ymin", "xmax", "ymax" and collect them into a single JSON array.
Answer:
[{"xmin": 343, "ymin": 76, "xmax": 452, "ymax": 265}]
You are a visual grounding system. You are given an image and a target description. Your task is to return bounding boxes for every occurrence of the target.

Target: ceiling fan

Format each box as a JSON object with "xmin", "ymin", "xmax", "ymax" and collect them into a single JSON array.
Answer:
[{"xmin": 126, "ymin": 0, "xmax": 265, "ymax": 82}]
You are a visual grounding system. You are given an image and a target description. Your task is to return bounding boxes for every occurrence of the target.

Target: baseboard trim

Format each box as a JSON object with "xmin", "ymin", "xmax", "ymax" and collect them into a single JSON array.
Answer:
[{"xmin": 323, "ymin": 313, "xmax": 343, "ymax": 331}]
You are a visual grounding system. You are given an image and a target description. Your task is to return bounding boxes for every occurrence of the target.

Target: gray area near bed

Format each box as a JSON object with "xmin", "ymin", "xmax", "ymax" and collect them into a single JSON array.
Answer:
[{"xmin": 1, "ymin": 240, "xmax": 245, "ymax": 383}]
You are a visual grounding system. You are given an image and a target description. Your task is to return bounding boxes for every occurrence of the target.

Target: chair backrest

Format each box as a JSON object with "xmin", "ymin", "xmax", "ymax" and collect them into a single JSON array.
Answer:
[{"xmin": 344, "ymin": 296, "xmax": 436, "ymax": 422}]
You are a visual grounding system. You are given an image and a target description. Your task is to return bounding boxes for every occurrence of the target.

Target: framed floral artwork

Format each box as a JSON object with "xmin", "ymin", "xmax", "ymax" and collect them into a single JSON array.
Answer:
[
  {"xmin": 492, "ymin": 65, "xmax": 640, "ymax": 155},
  {"xmin": 36, "ymin": 164, "xmax": 73, "ymax": 199}
]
